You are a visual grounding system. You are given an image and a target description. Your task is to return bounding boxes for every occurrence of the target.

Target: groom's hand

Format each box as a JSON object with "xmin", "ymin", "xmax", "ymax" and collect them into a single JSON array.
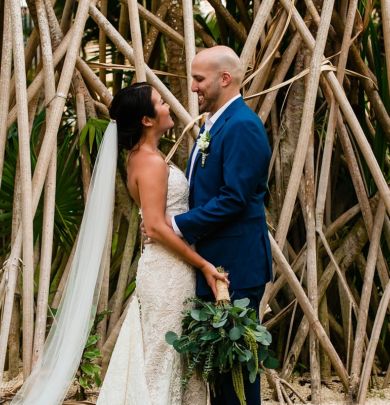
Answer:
[
  {"xmin": 140, "ymin": 220, "xmax": 153, "ymax": 244},
  {"xmin": 165, "ymin": 214, "xmax": 173, "ymax": 229},
  {"xmin": 141, "ymin": 216, "xmax": 173, "ymax": 244}
]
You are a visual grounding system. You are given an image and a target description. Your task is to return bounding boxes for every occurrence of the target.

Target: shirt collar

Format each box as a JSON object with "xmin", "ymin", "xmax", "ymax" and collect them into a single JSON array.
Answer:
[{"xmin": 204, "ymin": 94, "xmax": 241, "ymax": 131}]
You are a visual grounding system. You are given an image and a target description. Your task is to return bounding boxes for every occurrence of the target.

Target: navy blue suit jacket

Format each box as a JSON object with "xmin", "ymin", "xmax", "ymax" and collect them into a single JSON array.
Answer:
[{"xmin": 175, "ymin": 97, "xmax": 273, "ymax": 296}]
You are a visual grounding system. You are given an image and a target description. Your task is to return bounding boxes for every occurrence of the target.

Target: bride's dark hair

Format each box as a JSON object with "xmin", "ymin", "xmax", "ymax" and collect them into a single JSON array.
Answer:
[{"xmin": 109, "ymin": 82, "xmax": 156, "ymax": 151}]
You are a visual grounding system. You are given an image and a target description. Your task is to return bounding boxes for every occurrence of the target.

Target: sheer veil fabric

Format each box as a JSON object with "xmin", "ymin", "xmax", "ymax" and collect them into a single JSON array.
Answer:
[{"xmin": 12, "ymin": 122, "xmax": 118, "ymax": 405}]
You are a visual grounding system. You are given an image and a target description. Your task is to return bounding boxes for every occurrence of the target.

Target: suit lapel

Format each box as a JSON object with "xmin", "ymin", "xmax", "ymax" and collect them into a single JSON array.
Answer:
[
  {"xmin": 189, "ymin": 97, "xmax": 244, "ymax": 188},
  {"xmin": 189, "ymin": 151, "xmax": 202, "ymax": 195},
  {"xmin": 208, "ymin": 96, "xmax": 244, "ymax": 138},
  {"xmin": 186, "ymin": 124, "xmax": 205, "ymax": 179},
  {"xmin": 189, "ymin": 150, "xmax": 201, "ymax": 202}
]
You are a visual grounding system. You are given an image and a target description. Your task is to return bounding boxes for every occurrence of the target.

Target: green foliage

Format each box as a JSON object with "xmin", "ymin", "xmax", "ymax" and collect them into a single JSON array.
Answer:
[
  {"xmin": 79, "ymin": 118, "xmax": 109, "ymax": 154},
  {"xmin": 76, "ymin": 310, "xmax": 110, "ymax": 394},
  {"xmin": 165, "ymin": 297, "xmax": 277, "ymax": 405},
  {"xmin": 78, "ymin": 333, "xmax": 102, "ymax": 390},
  {"xmin": 0, "ymin": 135, "xmax": 18, "ymax": 245},
  {"xmin": 0, "ymin": 111, "xmax": 84, "ymax": 254},
  {"xmin": 124, "ymin": 278, "xmax": 136, "ymax": 300},
  {"xmin": 53, "ymin": 130, "xmax": 84, "ymax": 250},
  {"xmin": 194, "ymin": 11, "xmax": 221, "ymax": 44}
]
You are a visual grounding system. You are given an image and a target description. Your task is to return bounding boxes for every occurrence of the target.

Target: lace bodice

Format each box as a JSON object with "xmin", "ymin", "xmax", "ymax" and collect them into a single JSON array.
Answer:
[{"xmin": 165, "ymin": 164, "xmax": 189, "ymax": 216}]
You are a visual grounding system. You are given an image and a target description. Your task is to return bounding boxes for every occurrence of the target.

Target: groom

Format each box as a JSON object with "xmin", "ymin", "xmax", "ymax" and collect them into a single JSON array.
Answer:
[{"xmin": 170, "ymin": 46, "xmax": 273, "ymax": 405}]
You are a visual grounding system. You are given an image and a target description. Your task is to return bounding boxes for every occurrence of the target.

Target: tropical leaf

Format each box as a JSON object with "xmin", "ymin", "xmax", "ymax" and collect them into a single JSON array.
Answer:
[{"xmin": 79, "ymin": 118, "xmax": 109, "ymax": 153}]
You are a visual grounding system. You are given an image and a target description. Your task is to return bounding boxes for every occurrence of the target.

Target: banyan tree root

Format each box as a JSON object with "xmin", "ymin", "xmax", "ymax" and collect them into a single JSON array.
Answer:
[
  {"xmin": 0, "ymin": 372, "xmax": 23, "ymax": 400},
  {"xmin": 265, "ymin": 368, "xmax": 308, "ymax": 404}
]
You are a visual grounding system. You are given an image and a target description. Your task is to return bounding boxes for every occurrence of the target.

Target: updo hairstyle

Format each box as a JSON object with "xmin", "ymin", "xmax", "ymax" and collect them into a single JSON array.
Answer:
[{"xmin": 109, "ymin": 82, "xmax": 156, "ymax": 151}]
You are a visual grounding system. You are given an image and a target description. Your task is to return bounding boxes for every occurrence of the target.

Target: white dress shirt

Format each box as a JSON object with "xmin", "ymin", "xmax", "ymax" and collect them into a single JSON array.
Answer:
[{"xmin": 172, "ymin": 94, "xmax": 241, "ymax": 236}]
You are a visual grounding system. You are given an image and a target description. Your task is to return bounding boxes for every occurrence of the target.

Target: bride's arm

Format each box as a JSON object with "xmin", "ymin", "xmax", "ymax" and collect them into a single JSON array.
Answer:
[{"xmin": 135, "ymin": 154, "xmax": 227, "ymax": 298}]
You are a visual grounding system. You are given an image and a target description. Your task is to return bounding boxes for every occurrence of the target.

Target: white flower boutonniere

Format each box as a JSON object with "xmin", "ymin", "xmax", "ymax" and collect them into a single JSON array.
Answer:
[{"xmin": 197, "ymin": 131, "xmax": 211, "ymax": 167}]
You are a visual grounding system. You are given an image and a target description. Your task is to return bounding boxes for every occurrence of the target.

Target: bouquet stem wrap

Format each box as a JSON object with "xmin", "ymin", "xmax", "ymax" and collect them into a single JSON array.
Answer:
[
  {"xmin": 216, "ymin": 278, "xmax": 230, "ymax": 302},
  {"xmin": 216, "ymin": 267, "xmax": 230, "ymax": 303}
]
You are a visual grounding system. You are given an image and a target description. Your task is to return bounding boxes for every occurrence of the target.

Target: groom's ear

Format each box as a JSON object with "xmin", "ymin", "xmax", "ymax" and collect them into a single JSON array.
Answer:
[
  {"xmin": 221, "ymin": 71, "xmax": 233, "ymax": 87},
  {"xmin": 142, "ymin": 116, "xmax": 153, "ymax": 127}
]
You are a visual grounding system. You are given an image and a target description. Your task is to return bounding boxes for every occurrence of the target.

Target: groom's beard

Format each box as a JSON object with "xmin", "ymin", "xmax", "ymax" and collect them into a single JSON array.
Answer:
[
  {"xmin": 199, "ymin": 99, "xmax": 215, "ymax": 114},
  {"xmin": 197, "ymin": 90, "xmax": 219, "ymax": 114}
]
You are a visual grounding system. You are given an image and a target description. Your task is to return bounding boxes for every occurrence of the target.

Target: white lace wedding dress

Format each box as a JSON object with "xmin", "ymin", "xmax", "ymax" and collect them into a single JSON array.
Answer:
[{"xmin": 97, "ymin": 165, "xmax": 207, "ymax": 405}]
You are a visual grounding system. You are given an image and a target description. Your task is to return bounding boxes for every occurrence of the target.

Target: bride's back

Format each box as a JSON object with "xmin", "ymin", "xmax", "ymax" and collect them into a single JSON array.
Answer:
[{"xmin": 126, "ymin": 148, "xmax": 169, "ymax": 208}]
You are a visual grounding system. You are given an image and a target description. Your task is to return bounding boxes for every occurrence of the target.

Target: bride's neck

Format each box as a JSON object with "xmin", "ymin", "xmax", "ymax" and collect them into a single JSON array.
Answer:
[{"xmin": 139, "ymin": 131, "xmax": 161, "ymax": 153}]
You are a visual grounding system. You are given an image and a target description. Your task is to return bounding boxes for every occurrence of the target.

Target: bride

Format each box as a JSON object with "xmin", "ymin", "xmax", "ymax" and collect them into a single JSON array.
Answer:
[
  {"xmin": 11, "ymin": 82, "xmax": 226, "ymax": 405},
  {"xmin": 96, "ymin": 82, "xmax": 227, "ymax": 405}
]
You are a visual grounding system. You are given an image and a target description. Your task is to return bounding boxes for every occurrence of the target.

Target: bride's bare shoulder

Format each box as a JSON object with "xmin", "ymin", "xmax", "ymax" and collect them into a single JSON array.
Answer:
[
  {"xmin": 127, "ymin": 149, "xmax": 168, "ymax": 177},
  {"xmin": 126, "ymin": 150, "xmax": 168, "ymax": 203}
]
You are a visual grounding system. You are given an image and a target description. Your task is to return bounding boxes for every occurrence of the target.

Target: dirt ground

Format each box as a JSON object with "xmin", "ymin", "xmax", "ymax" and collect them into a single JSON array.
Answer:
[
  {"xmin": 2, "ymin": 371, "xmax": 390, "ymax": 404},
  {"xmin": 261, "ymin": 373, "xmax": 390, "ymax": 404}
]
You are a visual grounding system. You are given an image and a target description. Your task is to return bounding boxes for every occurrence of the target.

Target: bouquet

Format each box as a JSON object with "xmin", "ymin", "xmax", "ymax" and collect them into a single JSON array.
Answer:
[{"xmin": 165, "ymin": 268, "xmax": 276, "ymax": 405}]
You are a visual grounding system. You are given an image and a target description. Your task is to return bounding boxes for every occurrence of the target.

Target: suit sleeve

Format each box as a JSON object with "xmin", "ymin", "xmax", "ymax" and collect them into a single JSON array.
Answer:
[{"xmin": 174, "ymin": 118, "xmax": 271, "ymax": 245}]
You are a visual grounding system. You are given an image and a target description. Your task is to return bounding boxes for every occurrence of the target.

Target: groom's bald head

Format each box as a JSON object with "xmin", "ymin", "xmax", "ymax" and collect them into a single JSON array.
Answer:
[{"xmin": 193, "ymin": 46, "xmax": 244, "ymax": 86}]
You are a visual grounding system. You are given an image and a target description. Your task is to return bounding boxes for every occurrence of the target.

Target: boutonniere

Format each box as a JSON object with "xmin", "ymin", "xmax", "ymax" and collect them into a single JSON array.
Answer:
[{"xmin": 197, "ymin": 131, "xmax": 211, "ymax": 167}]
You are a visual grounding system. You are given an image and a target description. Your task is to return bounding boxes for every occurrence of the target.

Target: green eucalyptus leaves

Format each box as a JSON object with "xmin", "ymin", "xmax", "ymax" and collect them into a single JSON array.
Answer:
[{"xmin": 165, "ymin": 297, "xmax": 277, "ymax": 405}]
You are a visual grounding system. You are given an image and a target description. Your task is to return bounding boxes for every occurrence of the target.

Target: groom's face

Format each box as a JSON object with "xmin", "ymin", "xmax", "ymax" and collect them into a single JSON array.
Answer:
[{"xmin": 191, "ymin": 57, "xmax": 222, "ymax": 115}]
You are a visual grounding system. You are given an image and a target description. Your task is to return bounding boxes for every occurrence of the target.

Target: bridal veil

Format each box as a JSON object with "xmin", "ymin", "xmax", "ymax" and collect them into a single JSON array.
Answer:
[{"xmin": 12, "ymin": 121, "xmax": 117, "ymax": 404}]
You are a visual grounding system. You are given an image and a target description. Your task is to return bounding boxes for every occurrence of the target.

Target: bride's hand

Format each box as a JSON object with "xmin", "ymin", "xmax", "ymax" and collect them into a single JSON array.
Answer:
[{"xmin": 200, "ymin": 262, "xmax": 229, "ymax": 300}]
